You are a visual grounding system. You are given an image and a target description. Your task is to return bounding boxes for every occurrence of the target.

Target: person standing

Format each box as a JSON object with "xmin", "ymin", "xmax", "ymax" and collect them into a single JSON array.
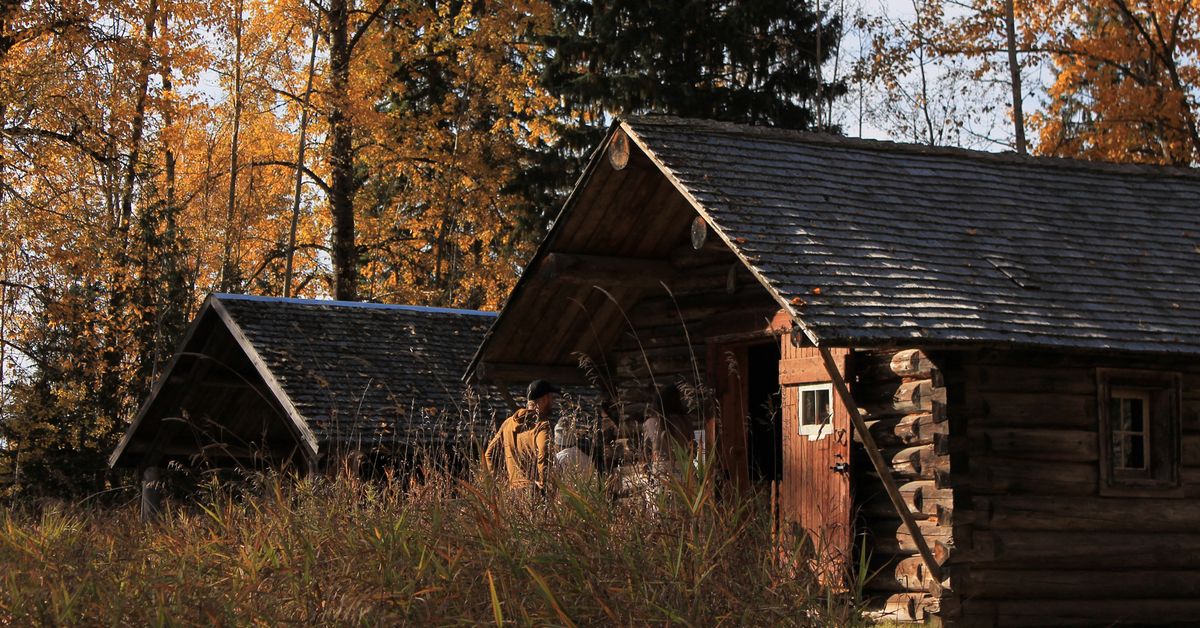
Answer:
[
  {"xmin": 553, "ymin": 420, "xmax": 596, "ymax": 482},
  {"xmin": 484, "ymin": 380, "xmax": 559, "ymax": 491}
]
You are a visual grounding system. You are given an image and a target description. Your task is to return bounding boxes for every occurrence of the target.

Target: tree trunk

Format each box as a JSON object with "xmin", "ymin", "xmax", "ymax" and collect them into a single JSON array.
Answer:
[
  {"xmin": 160, "ymin": 10, "xmax": 176, "ymax": 215},
  {"xmin": 220, "ymin": 0, "xmax": 244, "ymax": 292},
  {"xmin": 0, "ymin": 283, "xmax": 7, "ymax": 426},
  {"xmin": 1004, "ymin": 0, "xmax": 1027, "ymax": 154},
  {"xmin": 102, "ymin": 0, "xmax": 158, "ymax": 421},
  {"xmin": 284, "ymin": 22, "xmax": 319, "ymax": 298},
  {"xmin": 117, "ymin": 0, "xmax": 158, "ymax": 242},
  {"xmin": 153, "ymin": 7, "xmax": 177, "ymax": 379},
  {"xmin": 327, "ymin": 0, "xmax": 357, "ymax": 301}
]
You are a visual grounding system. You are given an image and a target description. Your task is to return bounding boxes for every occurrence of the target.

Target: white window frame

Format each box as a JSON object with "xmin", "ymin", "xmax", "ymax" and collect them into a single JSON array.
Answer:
[{"xmin": 797, "ymin": 382, "xmax": 834, "ymax": 441}]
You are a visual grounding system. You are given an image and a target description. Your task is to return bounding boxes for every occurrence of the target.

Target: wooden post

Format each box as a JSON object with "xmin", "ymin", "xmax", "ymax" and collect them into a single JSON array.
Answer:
[
  {"xmin": 817, "ymin": 345, "xmax": 944, "ymax": 585},
  {"xmin": 140, "ymin": 465, "xmax": 162, "ymax": 522},
  {"xmin": 306, "ymin": 456, "xmax": 320, "ymax": 477}
]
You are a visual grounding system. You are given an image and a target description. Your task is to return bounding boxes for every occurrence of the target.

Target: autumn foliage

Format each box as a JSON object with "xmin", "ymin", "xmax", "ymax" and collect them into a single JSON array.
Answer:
[
  {"xmin": 852, "ymin": 0, "xmax": 1200, "ymax": 163},
  {"xmin": 5, "ymin": 0, "xmax": 1198, "ymax": 496},
  {"xmin": 0, "ymin": 0, "xmax": 557, "ymax": 494}
]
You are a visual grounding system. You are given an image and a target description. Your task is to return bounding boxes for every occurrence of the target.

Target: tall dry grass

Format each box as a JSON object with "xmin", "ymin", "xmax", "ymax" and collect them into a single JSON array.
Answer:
[{"xmin": 0, "ymin": 451, "xmax": 868, "ymax": 626}]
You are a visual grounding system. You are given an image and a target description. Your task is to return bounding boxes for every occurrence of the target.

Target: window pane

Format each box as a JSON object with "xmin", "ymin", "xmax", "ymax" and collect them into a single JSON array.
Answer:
[
  {"xmin": 1127, "ymin": 398, "xmax": 1144, "ymax": 432},
  {"xmin": 816, "ymin": 389, "xmax": 830, "ymax": 424},
  {"xmin": 1117, "ymin": 434, "xmax": 1147, "ymax": 470},
  {"xmin": 1114, "ymin": 433, "xmax": 1148, "ymax": 471},
  {"xmin": 1129, "ymin": 434, "xmax": 1146, "ymax": 469},
  {"xmin": 799, "ymin": 387, "xmax": 832, "ymax": 429}
]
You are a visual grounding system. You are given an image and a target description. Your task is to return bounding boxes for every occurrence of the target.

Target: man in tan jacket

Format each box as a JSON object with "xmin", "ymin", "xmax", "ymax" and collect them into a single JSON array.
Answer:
[{"xmin": 484, "ymin": 380, "xmax": 560, "ymax": 491}]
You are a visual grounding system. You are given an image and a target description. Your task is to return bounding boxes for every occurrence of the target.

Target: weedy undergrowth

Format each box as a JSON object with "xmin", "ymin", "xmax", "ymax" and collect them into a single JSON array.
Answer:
[{"xmin": 0, "ymin": 451, "xmax": 872, "ymax": 626}]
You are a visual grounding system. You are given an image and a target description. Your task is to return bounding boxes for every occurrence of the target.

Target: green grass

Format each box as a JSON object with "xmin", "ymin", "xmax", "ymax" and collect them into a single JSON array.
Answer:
[{"xmin": 0, "ymin": 456, "xmax": 869, "ymax": 626}]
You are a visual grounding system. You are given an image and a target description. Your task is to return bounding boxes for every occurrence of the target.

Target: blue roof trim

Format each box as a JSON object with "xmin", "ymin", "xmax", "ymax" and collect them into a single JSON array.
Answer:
[{"xmin": 210, "ymin": 293, "xmax": 498, "ymax": 318}]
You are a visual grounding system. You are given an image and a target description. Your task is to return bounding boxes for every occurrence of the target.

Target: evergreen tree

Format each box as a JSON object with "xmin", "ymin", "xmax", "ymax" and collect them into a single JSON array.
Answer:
[
  {"xmin": 515, "ymin": 0, "xmax": 847, "ymax": 235},
  {"xmin": 0, "ymin": 173, "xmax": 195, "ymax": 499},
  {"xmin": 1, "ymin": 282, "xmax": 116, "ymax": 497}
]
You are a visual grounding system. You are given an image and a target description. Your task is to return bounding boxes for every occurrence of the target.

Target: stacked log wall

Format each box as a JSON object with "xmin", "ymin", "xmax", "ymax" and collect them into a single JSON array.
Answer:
[
  {"xmin": 945, "ymin": 349, "xmax": 1200, "ymax": 626},
  {"xmin": 851, "ymin": 348, "xmax": 954, "ymax": 623}
]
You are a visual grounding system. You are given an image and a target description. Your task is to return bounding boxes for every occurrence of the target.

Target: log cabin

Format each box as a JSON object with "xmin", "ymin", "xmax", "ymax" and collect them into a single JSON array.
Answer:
[
  {"xmin": 110, "ymin": 294, "xmax": 502, "ymax": 512},
  {"xmin": 466, "ymin": 116, "xmax": 1200, "ymax": 625}
]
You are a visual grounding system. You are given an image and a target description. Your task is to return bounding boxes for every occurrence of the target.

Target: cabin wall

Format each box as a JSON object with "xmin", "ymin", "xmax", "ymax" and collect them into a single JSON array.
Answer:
[
  {"xmin": 601, "ymin": 246, "xmax": 778, "ymax": 443},
  {"xmin": 942, "ymin": 349, "xmax": 1200, "ymax": 626},
  {"xmin": 849, "ymin": 348, "xmax": 953, "ymax": 623}
]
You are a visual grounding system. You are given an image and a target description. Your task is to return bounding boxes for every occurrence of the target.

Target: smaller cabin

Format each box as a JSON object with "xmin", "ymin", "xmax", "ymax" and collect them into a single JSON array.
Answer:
[{"xmin": 110, "ymin": 294, "xmax": 502, "ymax": 492}]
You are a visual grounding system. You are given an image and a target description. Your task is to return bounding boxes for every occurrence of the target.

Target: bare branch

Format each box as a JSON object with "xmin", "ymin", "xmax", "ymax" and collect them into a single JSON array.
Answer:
[
  {"xmin": 348, "ymin": 0, "xmax": 391, "ymax": 53},
  {"xmin": 2, "ymin": 125, "xmax": 112, "ymax": 165},
  {"xmin": 246, "ymin": 160, "xmax": 332, "ymax": 195}
]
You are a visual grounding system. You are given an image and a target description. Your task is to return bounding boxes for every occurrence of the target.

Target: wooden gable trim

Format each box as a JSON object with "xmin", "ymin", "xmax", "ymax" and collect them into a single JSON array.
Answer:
[
  {"xmin": 108, "ymin": 299, "xmax": 218, "ymax": 468},
  {"xmin": 208, "ymin": 297, "xmax": 320, "ymax": 464}
]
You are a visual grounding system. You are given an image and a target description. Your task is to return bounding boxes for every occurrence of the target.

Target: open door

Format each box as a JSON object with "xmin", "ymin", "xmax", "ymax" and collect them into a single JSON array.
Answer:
[
  {"xmin": 778, "ymin": 341, "xmax": 852, "ymax": 580},
  {"xmin": 709, "ymin": 343, "xmax": 750, "ymax": 492},
  {"xmin": 707, "ymin": 341, "xmax": 782, "ymax": 496}
]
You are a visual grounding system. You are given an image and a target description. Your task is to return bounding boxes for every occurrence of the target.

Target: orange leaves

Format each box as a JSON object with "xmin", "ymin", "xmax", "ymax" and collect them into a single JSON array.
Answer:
[{"xmin": 1012, "ymin": 0, "xmax": 1200, "ymax": 164}]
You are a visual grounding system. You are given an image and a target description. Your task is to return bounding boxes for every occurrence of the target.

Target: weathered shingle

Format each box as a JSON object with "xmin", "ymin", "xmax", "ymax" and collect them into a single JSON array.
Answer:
[
  {"xmin": 215, "ymin": 295, "xmax": 501, "ymax": 447},
  {"xmin": 624, "ymin": 116, "xmax": 1200, "ymax": 355}
]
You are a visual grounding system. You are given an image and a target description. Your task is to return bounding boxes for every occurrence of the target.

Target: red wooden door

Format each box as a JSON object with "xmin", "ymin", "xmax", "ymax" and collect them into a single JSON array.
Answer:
[{"xmin": 778, "ymin": 342, "xmax": 852, "ymax": 579}]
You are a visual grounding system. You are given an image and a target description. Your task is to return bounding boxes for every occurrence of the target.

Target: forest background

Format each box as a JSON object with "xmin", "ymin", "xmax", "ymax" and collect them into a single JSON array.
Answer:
[{"xmin": 2, "ymin": 0, "xmax": 1199, "ymax": 496}]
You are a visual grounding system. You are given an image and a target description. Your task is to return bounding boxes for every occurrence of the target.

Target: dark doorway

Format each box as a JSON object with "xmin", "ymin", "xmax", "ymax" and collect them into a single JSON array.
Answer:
[{"xmin": 746, "ymin": 342, "xmax": 782, "ymax": 484}]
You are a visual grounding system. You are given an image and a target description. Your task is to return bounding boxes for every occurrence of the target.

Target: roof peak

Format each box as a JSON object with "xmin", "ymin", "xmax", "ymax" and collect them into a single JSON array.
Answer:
[
  {"xmin": 621, "ymin": 114, "xmax": 1200, "ymax": 180},
  {"xmin": 210, "ymin": 293, "xmax": 498, "ymax": 317}
]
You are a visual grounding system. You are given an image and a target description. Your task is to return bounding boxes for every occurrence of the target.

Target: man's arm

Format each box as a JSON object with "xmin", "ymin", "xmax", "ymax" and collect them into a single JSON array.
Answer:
[
  {"xmin": 534, "ymin": 423, "xmax": 551, "ymax": 489},
  {"xmin": 484, "ymin": 428, "xmax": 503, "ymax": 474}
]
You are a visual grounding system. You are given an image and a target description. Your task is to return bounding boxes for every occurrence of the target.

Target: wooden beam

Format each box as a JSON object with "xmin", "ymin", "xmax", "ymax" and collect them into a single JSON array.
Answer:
[
  {"xmin": 475, "ymin": 361, "xmax": 589, "ymax": 385},
  {"xmin": 538, "ymin": 252, "xmax": 677, "ymax": 289},
  {"xmin": 150, "ymin": 441, "xmax": 289, "ymax": 461},
  {"xmin": 668, "ymin": 239, "xmax": 734, "ymax": 264},
  {"xmin": 817, "ymin": 344, "xmax": 944, "ymax": 586},
  {"xmin": 702, "ymin": 308, "xmax": 791, "ymax": 343}
]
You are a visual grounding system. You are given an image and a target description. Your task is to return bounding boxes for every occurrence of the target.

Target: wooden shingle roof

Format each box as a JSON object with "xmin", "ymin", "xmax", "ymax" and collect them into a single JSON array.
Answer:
[
  {"xmin": 214, "ymin": 295, "xmax": 500, "ymax": 447},
  {"xmin": 111, "ymin": 294, "xmax": 500, "ymax": 467},
  {"xmin": 624, "ymin": 116, "xmax": 1200, "ymax": 356}
]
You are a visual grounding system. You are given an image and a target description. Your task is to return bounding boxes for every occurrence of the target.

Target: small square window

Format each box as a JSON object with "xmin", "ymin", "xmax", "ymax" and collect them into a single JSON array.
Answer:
[
  {"xmin": 798, "ymin": 383, "xmax": 833, "ymax": 440},
  {"xmin": 1098, "ymin": 370, "xmax": 1182, "ymax": 496}
]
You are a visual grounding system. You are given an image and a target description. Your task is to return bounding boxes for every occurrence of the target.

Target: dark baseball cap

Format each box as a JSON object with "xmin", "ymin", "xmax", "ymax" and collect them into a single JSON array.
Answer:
[{"xmin": 527, "ymin": 379, "xmax": 561, "ymax": 401}]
